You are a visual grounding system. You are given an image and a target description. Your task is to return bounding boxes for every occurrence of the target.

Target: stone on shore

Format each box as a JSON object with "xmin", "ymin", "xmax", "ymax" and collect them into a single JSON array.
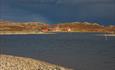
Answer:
[{"xmin": 0, "ymin": 54, "xmax": 73, "ymax": 70}]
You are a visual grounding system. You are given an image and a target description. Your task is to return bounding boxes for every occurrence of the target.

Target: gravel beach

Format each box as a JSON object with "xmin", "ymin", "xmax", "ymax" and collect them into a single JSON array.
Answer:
[{"xmin": 0, "ymin": 54, "xmax": 73, "ymax": 70}]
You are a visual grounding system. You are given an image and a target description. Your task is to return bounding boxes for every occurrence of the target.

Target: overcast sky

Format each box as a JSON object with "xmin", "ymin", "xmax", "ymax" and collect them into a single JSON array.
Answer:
[{"xmin": 0, "ymin": 0, "xmax": 115, "ymax": 24}]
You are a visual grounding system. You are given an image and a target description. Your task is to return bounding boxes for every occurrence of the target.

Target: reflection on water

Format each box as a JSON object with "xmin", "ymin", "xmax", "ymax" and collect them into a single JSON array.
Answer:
[{"xmin": 0, "ymin": 32, "xmax": 115, "ymax": 70}]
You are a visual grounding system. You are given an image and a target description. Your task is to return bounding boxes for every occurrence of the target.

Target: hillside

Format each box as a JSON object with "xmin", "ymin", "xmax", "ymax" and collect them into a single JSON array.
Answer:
[
  {"xmin": 0, "ymin": 20, "xmax": 115, "ymax": 34},
  {"xmin": 51, "ymin": 22, "xmax": 115, "ymax": 33}
]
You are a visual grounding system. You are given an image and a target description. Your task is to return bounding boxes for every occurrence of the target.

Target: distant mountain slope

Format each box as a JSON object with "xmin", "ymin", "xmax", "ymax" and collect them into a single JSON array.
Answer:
[{"xmin": 0, "ymin": 20, "xmax": 115, "ymax": 33}]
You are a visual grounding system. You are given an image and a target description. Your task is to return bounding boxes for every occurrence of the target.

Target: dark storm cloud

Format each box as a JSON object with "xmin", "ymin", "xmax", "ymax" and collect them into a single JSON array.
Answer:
[
  {"xmin": 0, "ymin": 0, "xmax": 115, "ymax": 24},
  {"xmin": 10, "ymin": 0, "xmax": 114, "ymax": 4}
]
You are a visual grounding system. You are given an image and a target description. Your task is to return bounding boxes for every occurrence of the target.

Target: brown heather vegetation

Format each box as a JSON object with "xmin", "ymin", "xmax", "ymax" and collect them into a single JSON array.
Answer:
[
  {"xmin": 52, "ymin": 22, "xmax": 115, "ymax": 33},
  {"xmin": 0, "ymin": 20, "xmax": 115, "ymax": 33},
  {"xmin": 0, "ymin": 21, "xmax": 49, "ymax": 32}
]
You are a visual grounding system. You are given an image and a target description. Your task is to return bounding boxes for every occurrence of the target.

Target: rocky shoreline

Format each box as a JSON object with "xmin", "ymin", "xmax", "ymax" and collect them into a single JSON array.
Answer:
[
  {"xmin": 0, "ymin": 31, "xmax": 56, "ymax": 35},
  {"xmin": 0, "ymin": 54, "xmax": 73, "ymax": 70}
]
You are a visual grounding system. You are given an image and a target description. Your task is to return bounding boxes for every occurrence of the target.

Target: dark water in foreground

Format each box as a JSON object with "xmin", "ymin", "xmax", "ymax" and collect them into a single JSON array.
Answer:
[{"xmin": 0, "ymin": 32, "xmax": 115, "ymax": 70}]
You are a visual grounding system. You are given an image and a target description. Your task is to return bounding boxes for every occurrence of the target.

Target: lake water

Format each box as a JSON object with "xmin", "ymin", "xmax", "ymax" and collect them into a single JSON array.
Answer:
[{"xmin": 0, "ymin": 32, "xmax": 115, "ymax": 70}]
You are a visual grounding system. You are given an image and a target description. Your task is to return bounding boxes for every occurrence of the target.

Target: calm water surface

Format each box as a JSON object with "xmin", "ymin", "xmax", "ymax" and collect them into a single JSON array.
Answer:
[{"xmin": 0, "ymin": 32, "xmax": 115, "ymax": 70}]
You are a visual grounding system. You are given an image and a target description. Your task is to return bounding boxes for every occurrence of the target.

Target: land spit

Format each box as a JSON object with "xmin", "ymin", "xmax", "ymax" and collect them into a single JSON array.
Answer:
[
  {"xmin": 0, "ymin": 31, "xmax": 56, "ymax": 35},
  {"xmin": 0, "ymin": 54, "xmax": 73, "ymax": 70}
]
